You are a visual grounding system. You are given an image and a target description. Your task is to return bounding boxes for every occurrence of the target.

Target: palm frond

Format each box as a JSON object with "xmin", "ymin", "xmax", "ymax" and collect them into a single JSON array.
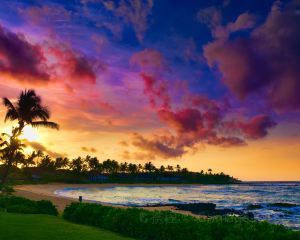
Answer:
[
  {"xmin": 31, "ymin": 121, "xmax": 59, "ymax": 130},
  {"xmin": 4, "ymin": 109, "xmax": 19, "ymax": 122},
  {"xmin": 30, "ymin": 108, "xmax": 50, "ymax": 121},
  {"xmin": 3, "ymin": 98, "xmax": 15, "ymax": 110},
  {"xmin": 3, "ymin": 98, "xmax": 18, "ymax": 122}
]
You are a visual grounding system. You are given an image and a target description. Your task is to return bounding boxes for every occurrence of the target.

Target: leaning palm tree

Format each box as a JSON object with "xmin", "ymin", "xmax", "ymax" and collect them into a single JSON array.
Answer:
[
  {"xmin": 1, "ymin": 89, "xmax": 59, "ymax": 185},
  {"xmin": 3, "ymin": 89, "xmax": 59, "ymax": 135}
]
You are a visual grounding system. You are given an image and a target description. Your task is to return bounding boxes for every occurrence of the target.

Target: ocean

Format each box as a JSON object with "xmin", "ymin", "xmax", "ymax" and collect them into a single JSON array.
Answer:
[{"xmin": 55, "ymin": 182, "xmax": 300, "ymax": 229}]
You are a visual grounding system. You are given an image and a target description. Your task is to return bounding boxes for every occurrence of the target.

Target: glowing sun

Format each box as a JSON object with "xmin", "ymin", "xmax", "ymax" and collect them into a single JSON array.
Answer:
[{"xmin": 21, "ymin": 126, "xmax": 39, "ymax": 141}]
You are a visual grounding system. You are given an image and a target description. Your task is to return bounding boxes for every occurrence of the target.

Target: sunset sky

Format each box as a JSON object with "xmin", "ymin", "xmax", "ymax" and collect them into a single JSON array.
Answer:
[{"xmin": 0, "ymin": 0, "xmax": 299, "ymax": 181}]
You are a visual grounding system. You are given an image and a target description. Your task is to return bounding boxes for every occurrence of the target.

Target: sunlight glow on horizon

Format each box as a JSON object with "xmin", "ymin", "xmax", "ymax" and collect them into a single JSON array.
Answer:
[{"xmin": 21, "ymin": 126, "xmax": 39, "ymax": 142}]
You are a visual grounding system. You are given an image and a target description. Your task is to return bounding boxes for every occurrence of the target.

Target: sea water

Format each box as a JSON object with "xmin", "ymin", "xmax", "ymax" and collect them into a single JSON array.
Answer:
[{"xmin": 55, "ymin": 182, "xmax": 300, "ymax": 229}]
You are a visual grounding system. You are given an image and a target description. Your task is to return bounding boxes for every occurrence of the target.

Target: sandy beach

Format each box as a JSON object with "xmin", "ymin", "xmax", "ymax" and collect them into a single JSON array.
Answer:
[{"xmin": 14, "ymin": 183, "xmax": 202, "ymax": 217}]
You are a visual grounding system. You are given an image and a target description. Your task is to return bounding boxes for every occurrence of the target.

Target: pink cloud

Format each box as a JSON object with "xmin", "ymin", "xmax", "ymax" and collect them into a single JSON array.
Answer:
[
  {"xmin": 0, "ymin": 24, "xmax": 49, "ymax": 83},
  {"xmin": 232, "ymin": 115, "xmax": 277, "ymax": 140},
  {"xmin": 140, "ymin": 73, "xmax": 170, "ymax": 109},
  {"xmin": 46, "ymin": 44, "xmax": 97, "ymax": 85},
  {"xmin": 130, "ymin": 48, "xmax": 167, "ymax": 72},
  {"xmin": 204, "ymin": 1, "xmax": 300, "ymax": 111}
]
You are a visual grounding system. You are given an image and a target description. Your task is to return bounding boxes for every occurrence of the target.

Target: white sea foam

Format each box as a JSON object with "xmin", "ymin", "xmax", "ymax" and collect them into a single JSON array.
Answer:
[{"xmin": 55, "ymin": 182, "xmax": 300, "ymax": 229}]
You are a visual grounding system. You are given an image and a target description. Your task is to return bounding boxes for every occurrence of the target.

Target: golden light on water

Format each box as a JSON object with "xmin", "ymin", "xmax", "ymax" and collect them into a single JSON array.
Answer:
[{"xmin": 21, "ymin": 126, "xmax": 39, "ymax": 141}]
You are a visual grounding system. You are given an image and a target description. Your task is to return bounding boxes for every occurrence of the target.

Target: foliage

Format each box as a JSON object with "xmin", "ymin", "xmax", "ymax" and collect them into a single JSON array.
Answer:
[
  {"xmin": 63, "ymin": 202, "xmax": 300, "ymax": 240},
  {"xmin": 0, "ymin": 195, "xmax": 58, "ymax": 215},
  {"xmin": 0, "ymin": 212, "xmax": 134, "ymax": 240},
  {"xmin": 16, "ymin": 155, "xmax": 239, "ymax": 184},
  {"xmin": 0, "ymin": 184, "xmax": 15, "ymax": 194},
  {"xmin": 1, "ymin": 89, "xmax": 59, "ymax": 185}
]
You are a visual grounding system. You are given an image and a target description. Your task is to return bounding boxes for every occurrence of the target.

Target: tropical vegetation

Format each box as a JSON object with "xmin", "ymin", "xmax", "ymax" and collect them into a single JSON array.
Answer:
[
  {"xmin": 0, "ymin": 89, "xmax": 59, "ymax": 186},
  {"xmin": 2, "ymin": 154, "xmax": 239, "ymax": 184},
  {"xmin": 0, "ymin": 195, "xmax": 58, "ymax": 215},
  {"xmin": 63, "ymin": 202, "xmax": 300, "ymax": 240}
]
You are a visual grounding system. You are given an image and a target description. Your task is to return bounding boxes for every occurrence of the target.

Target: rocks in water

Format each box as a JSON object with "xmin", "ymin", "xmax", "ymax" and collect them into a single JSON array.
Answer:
[
  {"xmin": 172, "ymin": 203, "xmax": 254, "ymax": 218},
  {"xmin": 247, "ymin": 204, "xmax": 263, "ymax": 210},
  {"xmin": 173, "ymin": 203, "xmax": 216, "ymax": 214},
  {"xmin": 267, "ymin": 203, "xmax": 297, "ymax": 208}
]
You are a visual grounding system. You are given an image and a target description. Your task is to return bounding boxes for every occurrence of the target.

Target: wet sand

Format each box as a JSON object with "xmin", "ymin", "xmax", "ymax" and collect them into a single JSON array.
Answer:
[{"xmin": 14, "ymin": 183, "xmax": 204, "ymax": 217}]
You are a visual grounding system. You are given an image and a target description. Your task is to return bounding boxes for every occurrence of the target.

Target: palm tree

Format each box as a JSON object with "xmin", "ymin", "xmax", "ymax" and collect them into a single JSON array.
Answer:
[
  {"xmin": 159, "ymin": 165, "xmax": 166, "ymax": 173},
  {"xmin": 3, "ymin": 89, "xmax": 59, "ymax": 135},
  {"xmin": 37, "ymin": 155, "xmax": 55, "ymax": 170},
  {"xmin": 144, "ymin": 162, "xmax": 156, "ymax": 173},
  {"xmin": 138, "ymin": 164, "xmax": 143, "ymax": 173},
  {"xmin": 128, "ymin": 163, "xmax": 138, "ymax": 174},
  {"xmin": 166, "ymin": 165, "xmax": 174, "ymax": 172},
  {"xmin": 69, "ymin": 157, "xmax": 87, "ymax": 173},
  {"xmin": 0, "ymin": 130, "xmax": 25, "ymax": 184},
  {"xmin": 85, "ymin": 156, "xmax": 100, "ymax": 172},
  {"xmin": 120, "ymin": 162, "xmax": 128, "ymax": 173},
  {"xmin": 1, "ymin": 89, "xmax": 59, "ymax": 184},
  {"xmin": 54, "ymin": 157, "xmax": 69, "ymax": 169},
  {"xmin": 21, "ymin": 151, "xmax": 39, "ymax": 168}
]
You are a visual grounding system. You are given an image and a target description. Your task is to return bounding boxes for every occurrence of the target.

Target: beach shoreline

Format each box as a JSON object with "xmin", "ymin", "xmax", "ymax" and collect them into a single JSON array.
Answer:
[{"xmin": 14, "ymin": 183, "xmax": 204, "ymax": 215}]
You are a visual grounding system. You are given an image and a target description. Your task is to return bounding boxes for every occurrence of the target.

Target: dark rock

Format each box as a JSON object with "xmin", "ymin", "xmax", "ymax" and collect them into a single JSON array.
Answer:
[
  {"xmin": 173, "ymin": 203, "xmax": 216, "ymax": 214},
  {"xmin": 267, "ymin": 203, "xmax": 297, "ymax": 208},
  {"xmin": 247, "ymin": 204, "xmax": 263, "ymax": 210}
]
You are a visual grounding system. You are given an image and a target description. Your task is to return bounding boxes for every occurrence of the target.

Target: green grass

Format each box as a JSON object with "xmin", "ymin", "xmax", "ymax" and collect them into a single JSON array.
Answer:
[{"xmin": 0, "ymin": 212, "xmax": 135, "ymax": 240}]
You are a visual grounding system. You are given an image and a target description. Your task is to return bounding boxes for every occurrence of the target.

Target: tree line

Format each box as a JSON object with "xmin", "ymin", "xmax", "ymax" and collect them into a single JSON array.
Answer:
[{"xmin": 8, "ymin": 151, "xmax": 218, "ymax": 176}]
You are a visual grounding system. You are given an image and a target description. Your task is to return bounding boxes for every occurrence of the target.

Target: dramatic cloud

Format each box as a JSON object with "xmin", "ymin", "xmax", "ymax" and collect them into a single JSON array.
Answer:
[
  {"xmin": 126, "ymin": 46, "xmax": 277, "ymax": 159},
  {"xmin": 158, "ymin": 108, "xmax": 203, "ymax": 133},
  {"xmin": 131, "ymin": 133, "xmax": 186, "ymax": 159},
  {"xmin": 227, "ymin": 115, "xmax": 277, "ymax": 140},
  {"xmin": 204, "ymin": 2, "xmax": 300, "ymax": 111},
  {"xmin": 46, "ymin": 44, "xmax": 97, "ymax": 85},
  {"xmin": 24, "ymin": 140, "xmax": 64, "ymax": 158},
  {"xmin": 0, "ymin": 24, "xmax": 98, "ymax": 89},
  {"xmin": 0, "ymin": 25, "xmax": 49, "ymax": 83},
  {"xmin": 140, "ymin": 73, "xmax": 170, "ymax": 109}
]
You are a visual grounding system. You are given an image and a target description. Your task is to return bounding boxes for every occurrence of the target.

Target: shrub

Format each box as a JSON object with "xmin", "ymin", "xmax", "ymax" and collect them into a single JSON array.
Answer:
[
  {"xmin": 63, "ymin": 203, "xmax": 300, "ymax": 240},
  {"xmin": 0, "ymin": 184, "xmax": 15, "ymax": 194},
  {"xmin": 36, "ymin": 200, "xmax": 59, "ymax": 215},
  {"xmin": 0, "ymin": 195, "xmax": 58, "ymax": 216},
  {"xmin": 7, "ymin": 204, "xmax": 38, "ymax": 214}
]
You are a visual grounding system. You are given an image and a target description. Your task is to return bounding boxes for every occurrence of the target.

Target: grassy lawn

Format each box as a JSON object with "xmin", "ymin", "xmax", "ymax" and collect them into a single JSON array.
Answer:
[{"xmin": 0, "ymin": 212, "xmax": 135, "ymax": 240}]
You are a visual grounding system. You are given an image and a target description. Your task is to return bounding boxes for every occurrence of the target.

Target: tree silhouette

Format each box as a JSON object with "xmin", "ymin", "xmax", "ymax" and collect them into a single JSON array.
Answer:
[
  {"xmin": 0, "ymin": 130, "xmax": 25, "ymax": 183},
  {"xmin": 144, "ymin": 162, "xmax": 156, "ymax": 172},
  {"xmin": 85, "ymin": 156, "xmax": 101, "ymax": 172},
  {"xmin": 37, "ymin": 155, "xmax": 55, "ymax": 170},
  {"xmin": 3, "ymin": 89, "xmax": 59, "ymax": 135},
  {"xmin": 1, "ymin": 90, "xmax": 59, "ymax": 184},
  {"xmin": 159, "ymin": 165, "xmax": 165, "ymax": 173},
  {"xmin": 54, "ymin": 157, "xmax": 69, "ymax": 170},
  {"xmin": 128, "ymin": 163, "xmax": 138, "ymax": 174}
]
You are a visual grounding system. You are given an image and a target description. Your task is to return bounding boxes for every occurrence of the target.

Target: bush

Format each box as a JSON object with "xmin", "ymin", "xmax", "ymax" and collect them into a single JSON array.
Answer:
[
  {"xmin": 0, "ymin": 195, "xmax": 58, "ymax": 216},
  {"xmin": 63, "ymin": 203, "xmax": 300, "ymax": 240},
  {"xmin": 0, "ymin": 184, "xmax": 15, "ymax": 194},
  {"xmin": 36, "ymin": 200, "xmax": 58, "ymax": 215},
  {"xmin": 7, "ymin": 204, "xmax": 38, "ymax": 214}
]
